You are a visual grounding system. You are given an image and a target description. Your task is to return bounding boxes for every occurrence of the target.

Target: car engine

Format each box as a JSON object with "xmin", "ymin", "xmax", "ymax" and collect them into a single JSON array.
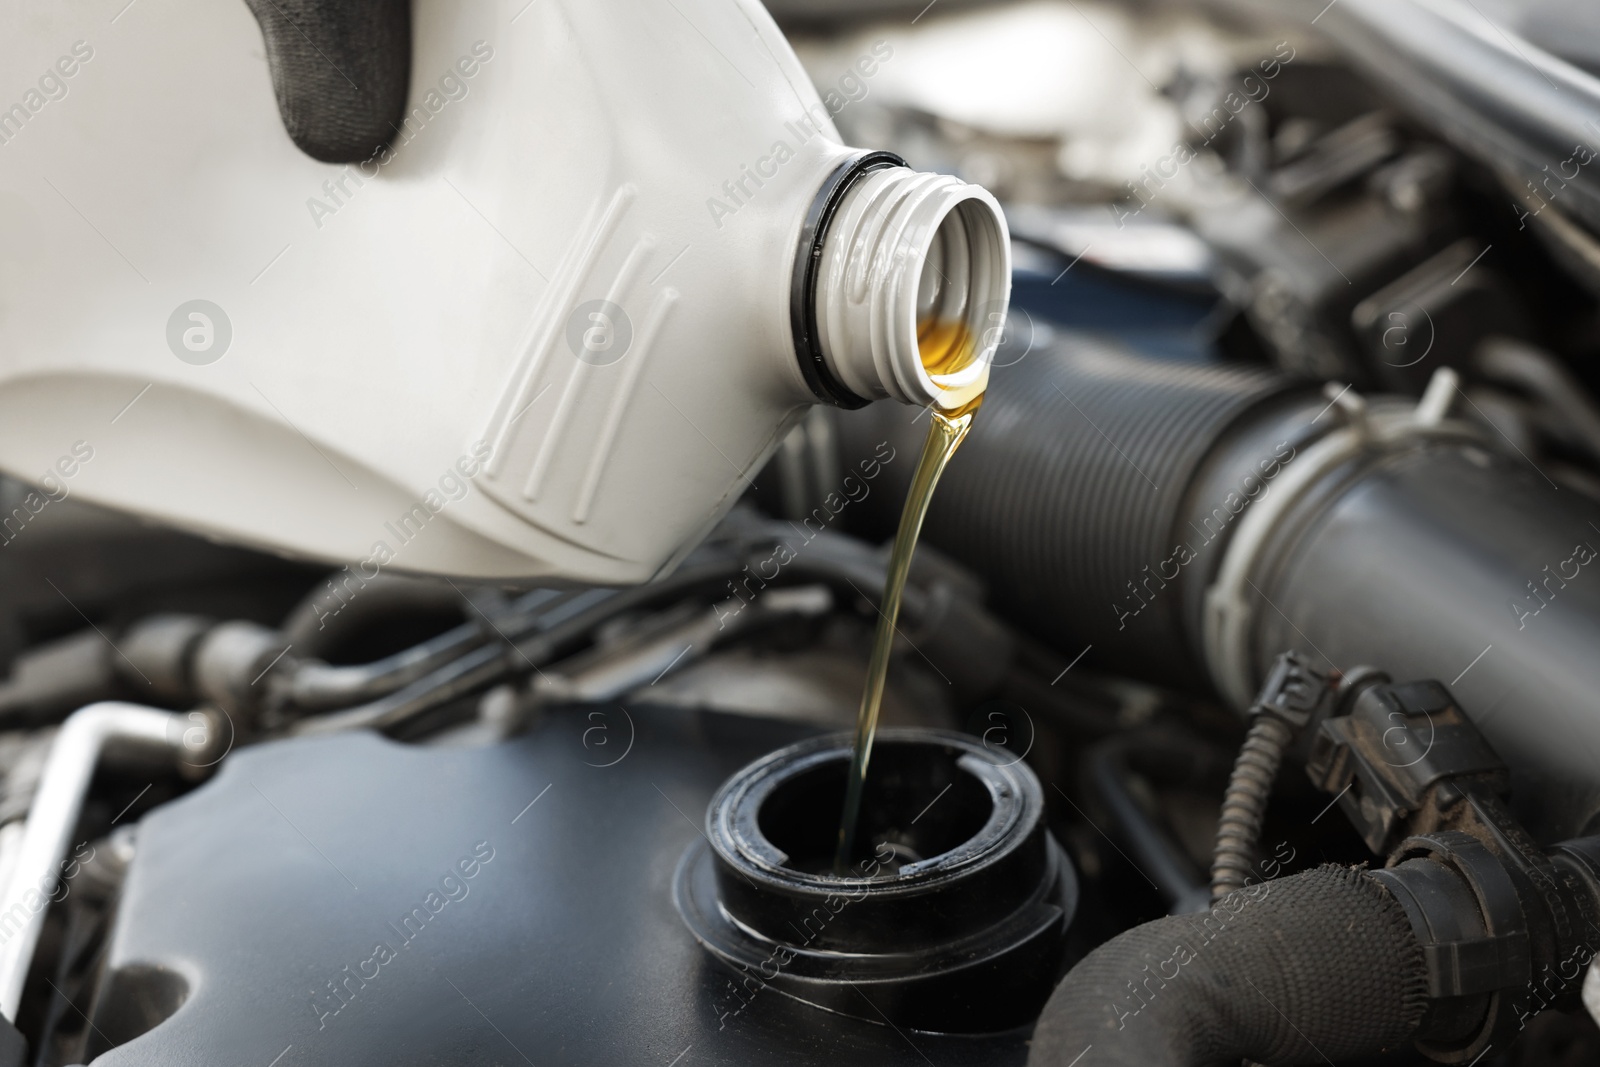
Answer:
[{"xmin": 4, "ymin": 1, "xmax": 1600, "ymax": 1065}]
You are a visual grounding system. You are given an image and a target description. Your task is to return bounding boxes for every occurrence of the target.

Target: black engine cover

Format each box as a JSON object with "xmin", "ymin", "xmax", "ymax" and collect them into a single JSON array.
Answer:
[{"xmin": 86, "ymin": 706, "xmax": 1029, "ymax": 1065}]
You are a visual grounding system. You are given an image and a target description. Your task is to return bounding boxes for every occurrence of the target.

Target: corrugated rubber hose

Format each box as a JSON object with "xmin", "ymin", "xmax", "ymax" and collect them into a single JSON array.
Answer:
[
  {"xmin": 1027, "ymin": 865, "xmax": 1429, "ymax": 1066},
  {"xmin": 832, "ymin": 336, "xmax": 1294, "ymax": 689}
]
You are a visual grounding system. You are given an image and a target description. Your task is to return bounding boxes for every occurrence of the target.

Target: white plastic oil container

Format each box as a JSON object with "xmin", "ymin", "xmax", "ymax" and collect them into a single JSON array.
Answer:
[{"xmin": 0, "ymin": 0, "xmax": 1008, "ymax": 582}]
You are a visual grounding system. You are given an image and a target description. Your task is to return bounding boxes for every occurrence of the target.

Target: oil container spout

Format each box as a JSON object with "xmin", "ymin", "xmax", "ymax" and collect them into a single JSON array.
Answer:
[{"xmin": 796, "ymin": 157, "xmax": 1011, "ymax": 414}]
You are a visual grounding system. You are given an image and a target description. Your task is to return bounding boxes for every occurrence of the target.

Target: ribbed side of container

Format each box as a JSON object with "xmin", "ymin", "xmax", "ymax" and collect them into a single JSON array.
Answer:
[{"xmin": 836, "ymin": 335, "xmax": 1290, "ymax": 686}]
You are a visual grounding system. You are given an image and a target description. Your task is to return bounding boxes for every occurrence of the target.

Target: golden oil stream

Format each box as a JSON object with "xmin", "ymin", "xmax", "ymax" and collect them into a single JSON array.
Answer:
[{"xmin": 834, "ymin": 319, "xmax": 986, "ymax": 873}]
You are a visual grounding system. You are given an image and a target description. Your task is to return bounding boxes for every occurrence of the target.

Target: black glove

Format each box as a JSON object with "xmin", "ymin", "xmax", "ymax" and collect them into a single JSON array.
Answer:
[{"xmin": 243, "ymin": 0, "xmax": 411, "ymax": 163}]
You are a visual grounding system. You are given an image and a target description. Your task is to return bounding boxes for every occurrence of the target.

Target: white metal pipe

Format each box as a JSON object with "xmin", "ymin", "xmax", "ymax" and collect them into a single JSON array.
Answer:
[{"xmin": 0, "ymin": 702, "xmax": 191, "ymax": 1020}]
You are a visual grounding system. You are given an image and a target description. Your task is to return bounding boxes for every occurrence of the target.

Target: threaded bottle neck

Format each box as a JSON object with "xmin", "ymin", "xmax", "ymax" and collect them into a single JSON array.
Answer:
[{"xmin": 812, "ymin": 166, "xmax": 1010, "ymax": 411}]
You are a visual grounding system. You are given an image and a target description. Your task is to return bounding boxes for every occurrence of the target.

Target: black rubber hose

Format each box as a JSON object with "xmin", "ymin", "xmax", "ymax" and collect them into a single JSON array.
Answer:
[
  {"xmin": 1027, "ymin": 865, "xmax": 1429, "ymax": 1067},
  {"xmin": 835, "ymin": 333, "xmax": 1600, "ymax": 840},
  {"xmin": 833, "ymin": 335, "xmax": 1295, "ymax": 689},
  {"xmin": 1209, "ymin": 715, "xmax": 1293, "ymax": 901}
]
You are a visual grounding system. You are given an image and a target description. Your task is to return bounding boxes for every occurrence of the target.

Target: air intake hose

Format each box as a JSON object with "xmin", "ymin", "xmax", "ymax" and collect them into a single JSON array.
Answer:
[
  {"xmin": 1027, "ymin": 865, "xmax": 1429, "ymax": 1066},
  {"xmin": 836, "ymin": 335, "xmax": 1295, "ymax": 690},
  {"xmin": 835, "ymin": 334, "xmax": 1600, "ymax": 841}
]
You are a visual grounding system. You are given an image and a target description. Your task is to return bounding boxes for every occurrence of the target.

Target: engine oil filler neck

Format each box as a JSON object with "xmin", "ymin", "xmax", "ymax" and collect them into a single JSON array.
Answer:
[{"xmin": 673, "ymin": 729, "xmax": 1077, "ymax": 1032}]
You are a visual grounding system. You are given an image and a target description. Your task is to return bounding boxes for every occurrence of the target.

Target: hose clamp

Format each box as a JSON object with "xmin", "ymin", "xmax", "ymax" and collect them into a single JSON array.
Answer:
[{"xmin": 1202, "ymin": 368, "xmax": 1486, "ymax": 709}]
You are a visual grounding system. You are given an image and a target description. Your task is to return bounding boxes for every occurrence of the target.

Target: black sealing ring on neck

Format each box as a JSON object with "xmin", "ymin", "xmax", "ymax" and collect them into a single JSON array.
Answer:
[{"xmin": 790, "ymin": 150, "xmax": 908, "ymax": 410}]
